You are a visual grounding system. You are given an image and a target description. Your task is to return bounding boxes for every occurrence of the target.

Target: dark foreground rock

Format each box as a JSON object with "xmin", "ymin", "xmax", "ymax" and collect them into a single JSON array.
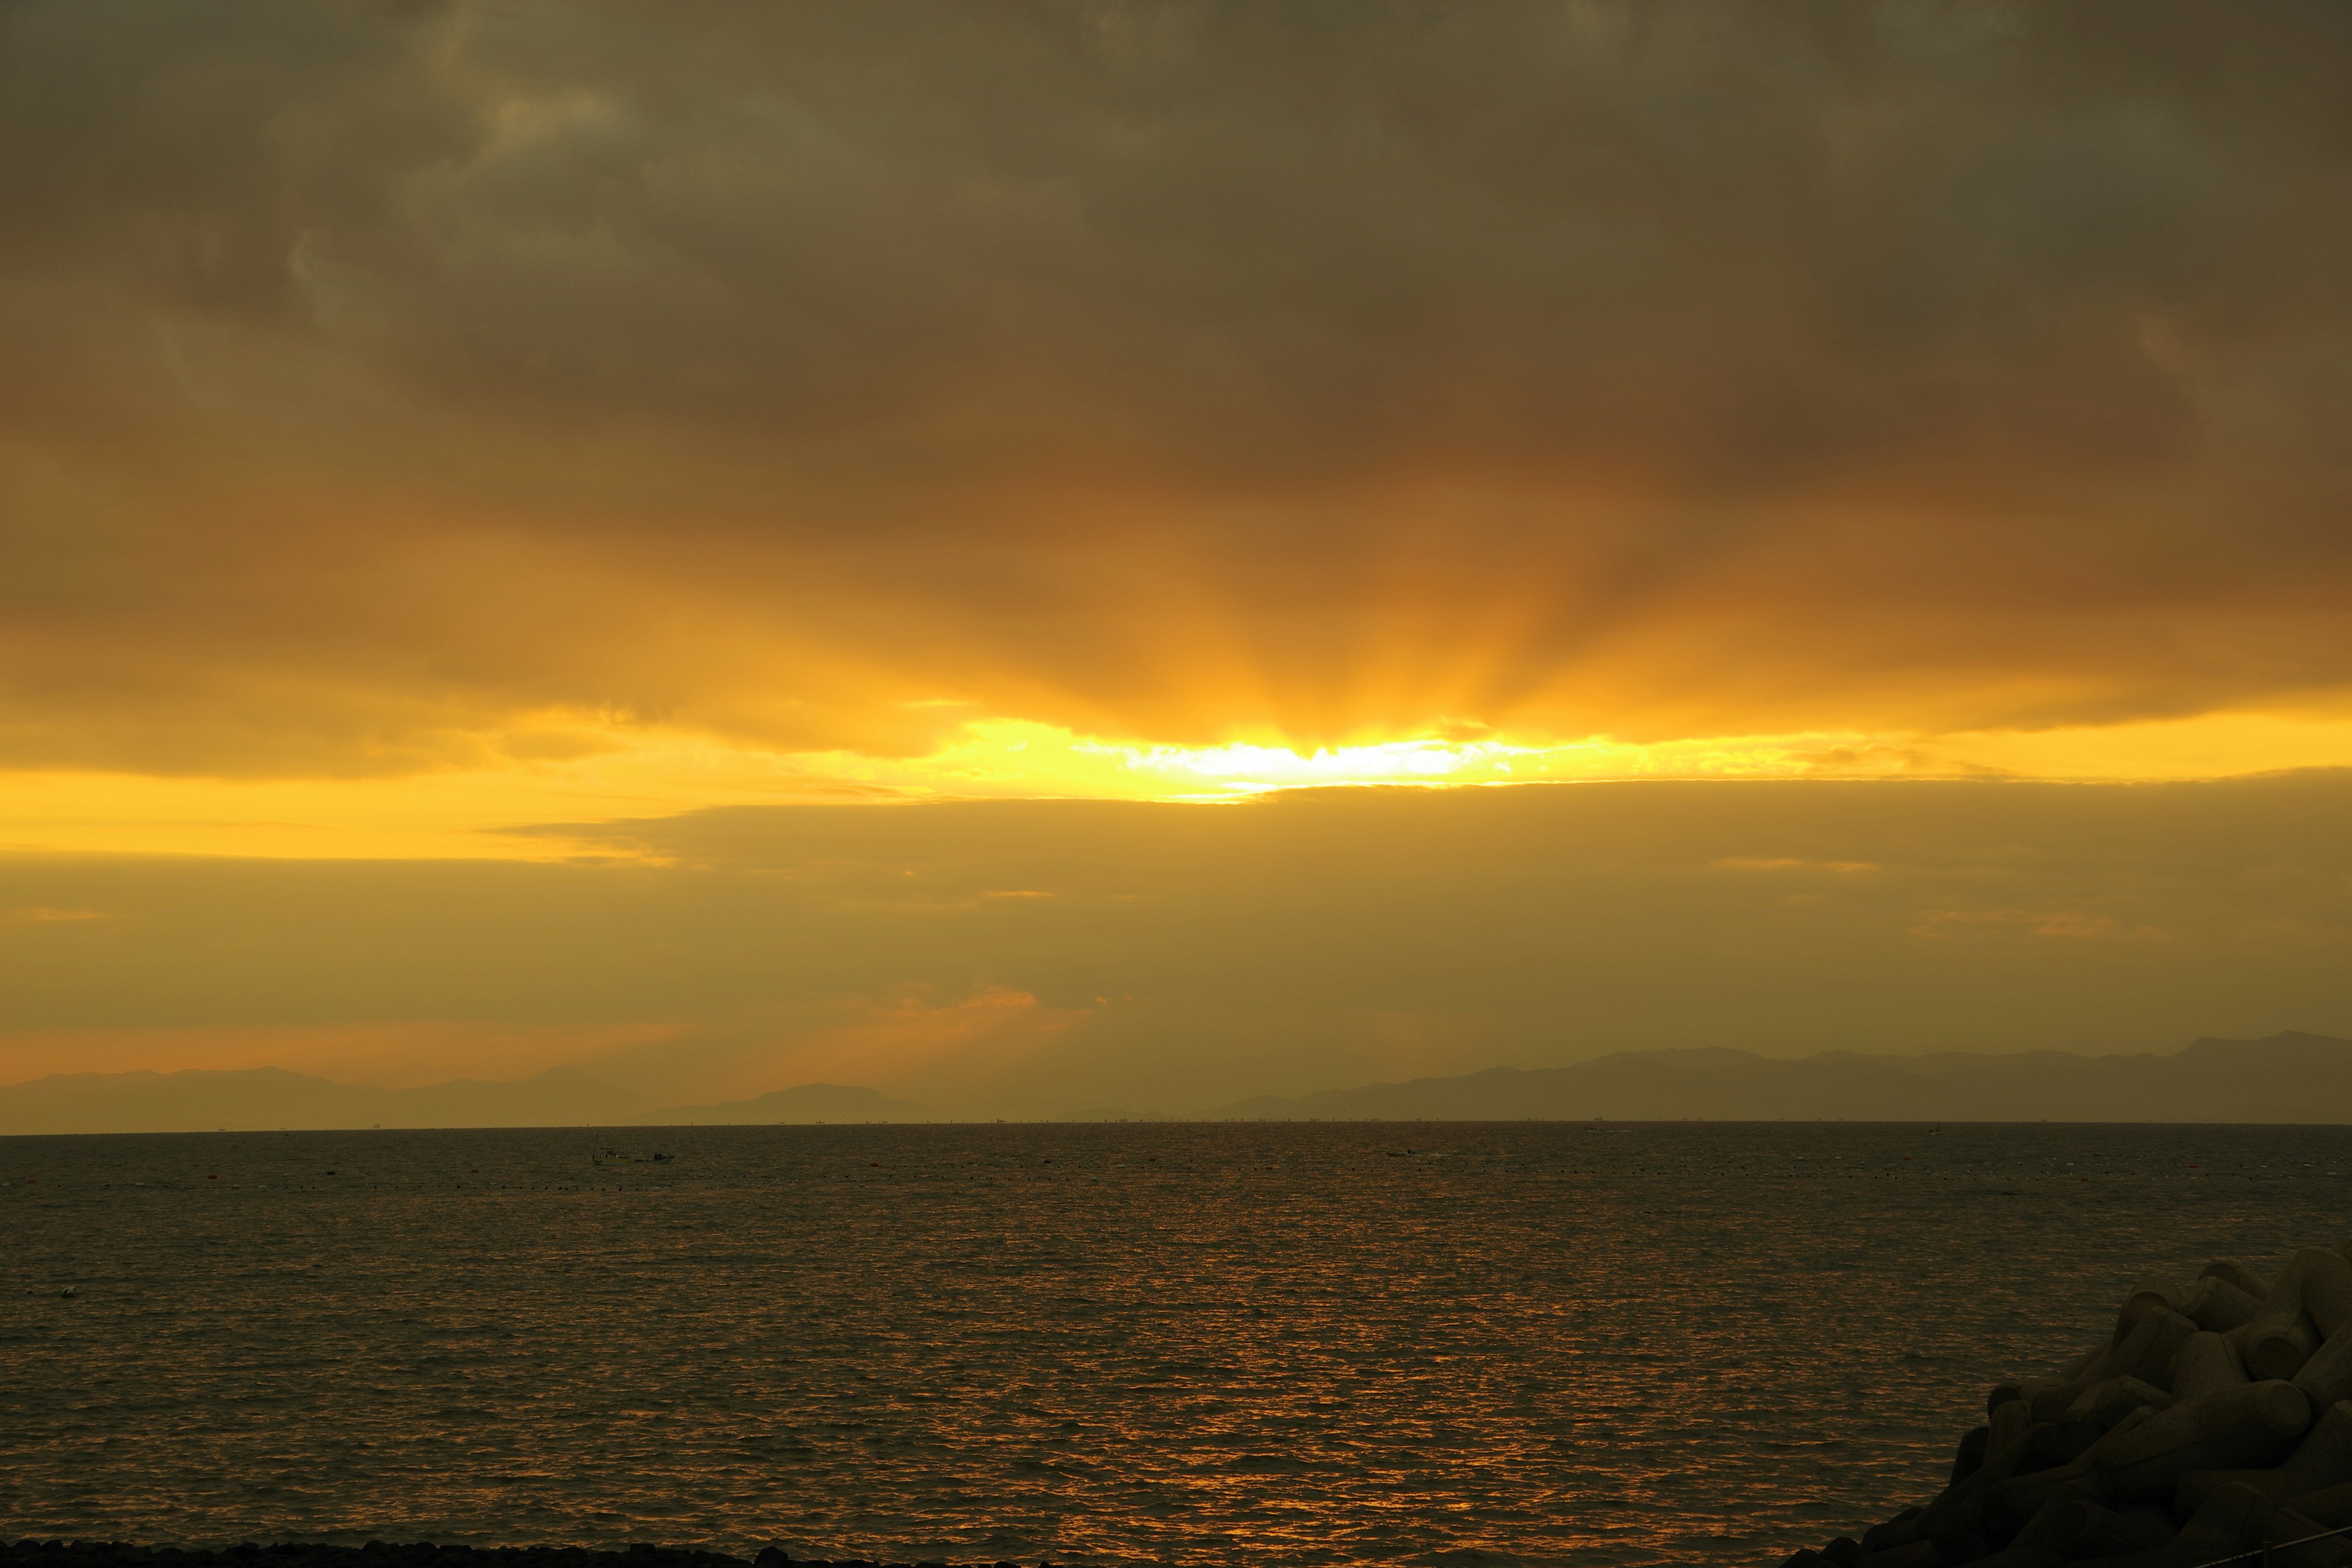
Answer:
[
  {"xmin": 0, "ymin": 1545, "xmax": 1049, "ymax": 1568},
  {"xmin": 1778, "ymin": 1242, "xmax": 2352, "ymax": 1567}
]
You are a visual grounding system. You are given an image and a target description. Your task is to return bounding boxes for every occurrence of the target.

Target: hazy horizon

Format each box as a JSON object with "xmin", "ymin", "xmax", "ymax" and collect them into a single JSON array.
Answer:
[
  {"xmin": 9, "ymin": 1026, "xmax": 2350, "ymax": 1136},
  {"xmin": 10, "ymin": 777, "xmax": 2352, "ymax": 1117}
]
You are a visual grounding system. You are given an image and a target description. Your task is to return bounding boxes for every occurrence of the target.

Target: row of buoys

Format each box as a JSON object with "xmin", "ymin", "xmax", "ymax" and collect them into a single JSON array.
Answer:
[{"xmin": 1783, "ymin": 1242, "xmax": 2352, "ymax": 1567}]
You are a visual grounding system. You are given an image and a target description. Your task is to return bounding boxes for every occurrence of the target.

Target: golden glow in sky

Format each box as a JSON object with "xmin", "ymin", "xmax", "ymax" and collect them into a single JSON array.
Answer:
[{"xmin": 10, "ymin": 710, "xmax": 2352, "ymax": 861}]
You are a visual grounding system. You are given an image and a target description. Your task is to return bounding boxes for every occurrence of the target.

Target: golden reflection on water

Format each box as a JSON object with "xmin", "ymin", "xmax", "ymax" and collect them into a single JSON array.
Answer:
[{"xmin": 7, "ymin": 1123, "xmax": 2351, "ymax": 1565}]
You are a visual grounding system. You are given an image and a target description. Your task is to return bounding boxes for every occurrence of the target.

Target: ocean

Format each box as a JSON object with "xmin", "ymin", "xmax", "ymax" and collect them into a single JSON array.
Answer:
[{"xmin": 6, "ymin": 1121, "xmax": 2350, "ymax": 1566}]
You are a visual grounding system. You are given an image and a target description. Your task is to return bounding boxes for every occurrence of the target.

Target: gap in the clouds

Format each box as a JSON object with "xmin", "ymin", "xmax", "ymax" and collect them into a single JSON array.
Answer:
[{"xmin": 7, "ymin": 710, "xmax": 2352, "ymax": 861}]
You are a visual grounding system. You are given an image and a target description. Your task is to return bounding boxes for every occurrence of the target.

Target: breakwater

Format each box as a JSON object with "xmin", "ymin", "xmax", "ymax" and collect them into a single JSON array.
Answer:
[{"xmin": 1781, "ymin": 1245, "xmax": 2352, "ymax": 1567}]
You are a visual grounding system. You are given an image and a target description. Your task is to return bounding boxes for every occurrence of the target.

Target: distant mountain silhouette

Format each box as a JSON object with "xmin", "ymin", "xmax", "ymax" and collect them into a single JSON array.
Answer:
[
  {"xmin": 1207, "ymin": 1032, "xmax": 2352, "ymax": 1123},
  {"xmin": 12, "ymin": 1033, "xmax": 2350, "ymax": 1133},
  {"xmin": 0, "ymin": 1065, "xmax": 646, "ymax": 1135},
  {"xmin": 633, "ymin": 1082, "xmax": 932, "ymax": 1124}
]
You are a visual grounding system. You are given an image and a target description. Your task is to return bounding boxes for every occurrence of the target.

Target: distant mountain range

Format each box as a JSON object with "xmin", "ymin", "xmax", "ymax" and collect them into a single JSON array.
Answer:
[
  {"xmin": 6, "ymin": 1031, "xmax": 2350, "ymax": 1133},
  {"xmin": 631, "ymin": 1082, "xmax": 932, "ymax": 1124},
  {"xmin": 1207, "ymin": 1031, "xmax": 2352, "ymax": 1123}
]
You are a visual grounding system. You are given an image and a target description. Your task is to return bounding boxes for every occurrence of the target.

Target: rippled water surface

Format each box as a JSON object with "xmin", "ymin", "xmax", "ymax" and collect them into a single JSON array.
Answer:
[{"xmin": 7, "ymin": 1121, "xmax": 2352, "ymax": 1565}]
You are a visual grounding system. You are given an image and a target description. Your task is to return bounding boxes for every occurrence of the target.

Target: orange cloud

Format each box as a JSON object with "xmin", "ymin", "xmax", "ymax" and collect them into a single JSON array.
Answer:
[{"xmin": 1905, "ymin": 908, "xmax": 2175, "ymax": 943}]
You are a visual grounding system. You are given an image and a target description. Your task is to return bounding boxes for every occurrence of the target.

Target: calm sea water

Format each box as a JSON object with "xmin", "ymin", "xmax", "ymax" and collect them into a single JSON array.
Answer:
[{"xmin": 6, "ymin": 1121, "xmax": 2351, "ymax": 1566}]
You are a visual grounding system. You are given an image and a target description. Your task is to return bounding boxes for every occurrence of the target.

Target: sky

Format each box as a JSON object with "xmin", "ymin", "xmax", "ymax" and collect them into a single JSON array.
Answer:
[{"xmin": 4, "ymin": 2, "xmax": 2351, "ymax": 1116}]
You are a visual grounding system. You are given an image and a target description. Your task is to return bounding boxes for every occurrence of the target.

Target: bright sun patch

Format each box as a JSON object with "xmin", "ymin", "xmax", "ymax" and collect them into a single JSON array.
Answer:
[
  {"xmin": 1070, "ymin": 731, "xmax": 1890, "ymax": 794},
  {"xmin": 6, "ymin": 709, "xmax": 2352, "ymax": 861}
]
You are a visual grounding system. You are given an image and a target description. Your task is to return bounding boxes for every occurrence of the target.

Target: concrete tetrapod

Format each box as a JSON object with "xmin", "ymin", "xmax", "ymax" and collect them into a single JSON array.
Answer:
[
  {"xmin": 2095, "ymin": 1381, "xmax": 2310, "ymax": 1501},
  {"xmin": 1965, "ymin": 1498, "xmax": 2176, "ymax": 1568},
  {"xmin": 2150, "ymin": 1482, "xmax": 2352, "ymax": 1568},
  {"xmin": 2174, "ymin": 1401, "xmax": 2352, "ymax": 1514},
  {"xmin": 2068, "ymin": 1380, "xmax": 2175, "ymax": 1430},
  {"xmin": 2166, "ymin": 1335, "xmax": 2251, "ymax": 1404},
  {"xmin": 2302, "ymin": 1253, "xmax": 2352, "ymax": 1341},
  {"xmin": 2201, "ymin": 1263, "xmax": 2275, "ymax": 1303},
  {"xmin": 2234, "ymin": 1252, "xmax": 2332, "ymax": 1382},
  {"xmin": 1780, "ymin": 1244, "xmax": 2352, "ymax": 1568},
  {"xmin": 2016, "ymin": 1316, "xmax": 2202, "ymax": 1423},
  {"xmin": 2291, "ymin": 1483, "xmax": 2352, "ymax": 1531},
  {"xmin": 2182, "ymin": 1276, "xmax": 2264, "ymax": 1335},
  {"xmin": 2296, "ymin": 1332, "xmax": 2352, "ymax": 1416},
  {"xmin": 2115, "ymin": 1286, "xmax": 2190, "ymax": 1347}
]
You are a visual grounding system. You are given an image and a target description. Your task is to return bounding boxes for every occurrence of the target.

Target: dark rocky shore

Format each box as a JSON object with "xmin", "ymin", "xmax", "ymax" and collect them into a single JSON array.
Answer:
[
  {"xmin": 0, "ymin": 1547, "xmax": 1042, "ymax": 1568},
  {"xmin": 1779, "ymin": 1244, "xmax": 2352, "ymax": 1567}
]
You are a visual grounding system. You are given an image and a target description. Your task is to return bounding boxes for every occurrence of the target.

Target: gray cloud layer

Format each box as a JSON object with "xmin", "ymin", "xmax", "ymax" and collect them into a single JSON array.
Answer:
[{"xmin": 6, "ymin": 1, "xmax": 2352, "ymax": 771}]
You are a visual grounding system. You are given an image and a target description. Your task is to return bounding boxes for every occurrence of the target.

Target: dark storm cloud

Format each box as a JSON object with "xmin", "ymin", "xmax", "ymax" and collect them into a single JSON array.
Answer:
[{"xmin": 5, "ymin": 0, "xmax": 2352, "ymax": 771}]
